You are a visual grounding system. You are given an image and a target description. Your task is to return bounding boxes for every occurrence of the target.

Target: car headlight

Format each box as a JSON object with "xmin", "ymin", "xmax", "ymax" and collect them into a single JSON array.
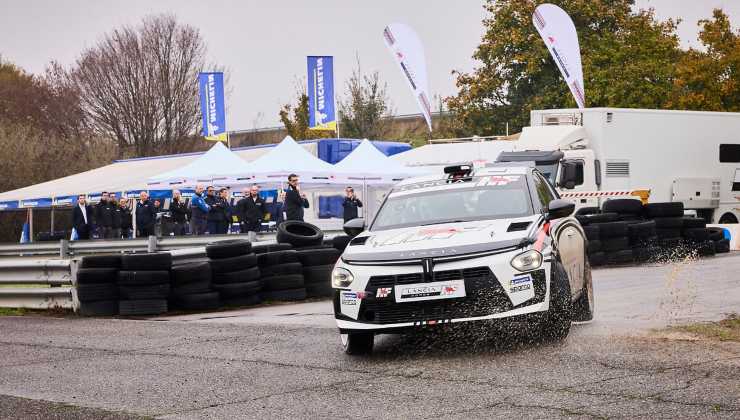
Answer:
[
  {"xmin": 510, "ymin": 250, "xmax": 543, "ymax": 272},
  {"xmin": 331, "ymin": 267, "xmax": 354, "ymax": 288}
]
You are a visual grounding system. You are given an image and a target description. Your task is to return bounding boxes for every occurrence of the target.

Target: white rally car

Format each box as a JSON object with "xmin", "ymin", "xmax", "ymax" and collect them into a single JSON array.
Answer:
[{"xmin": 332, "ymin": 164, "xmax": 594, "ymax": 354}]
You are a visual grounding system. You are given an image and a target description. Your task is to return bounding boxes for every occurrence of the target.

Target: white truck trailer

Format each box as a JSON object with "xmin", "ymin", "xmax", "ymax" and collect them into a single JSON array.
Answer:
[{"xmin": 496, "ymin": 108, "xmax": 740, "ymax": 224}]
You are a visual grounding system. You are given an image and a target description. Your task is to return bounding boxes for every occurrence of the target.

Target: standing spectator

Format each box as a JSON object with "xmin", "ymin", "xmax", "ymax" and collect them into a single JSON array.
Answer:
[
  {"xmin": 237, "ymin": 185, "xmax": 265, "ymax": 233},
  {"xmin": 98, "ymin": 193, "xmax": 116, "ymax": 238},
  {"xmin": 189, "ymin": 184, "xmax": 210, "ymax": 235},
  {"xmin": 119, "ymin": 198, "xmax": 132, "ymax": 238},
  {"xmin": 111, "ymin": 198, "xmax": 122, "ymax": 239},
  {"xmin": 94, "ymin": 192, "xmax": 108, "ymax": 238},
  {"xmin": 221, "ymin": 188, "xmax": 234, "ymax": 234},
  {"xmin": 205, "ymin": 186, "xmax": 225, "ymax": 234},
  {"xmin": 284, "ymin": 174, "xmax": 309, "ymax": 221},
  {"xmin": 72, "ymin": 194, "xmax": 93, "ymax": 240},
  {"xmin": 342, "ymin": 187, "xmax": 364, "ymax": 222},
  {"xmin": 136, "ymin": 191, "xmax": 157, "ymax": 237},
  {"xmin": 169, "ymin": 190, "xmax": 188, "ymax": 236}
]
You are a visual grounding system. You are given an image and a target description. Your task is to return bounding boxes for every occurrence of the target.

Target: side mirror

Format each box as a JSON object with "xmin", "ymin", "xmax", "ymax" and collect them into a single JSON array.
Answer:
[
  {"xmin": 343, "ymin": 218, "xmax": 365, "ymax": 237},
  {"xmin": 546, "ymin": 199, "xmax": 575, "ymax": 221},
  {"xmin": 559, "ymin": 161, "xmax": 578, "ymax": 189}
]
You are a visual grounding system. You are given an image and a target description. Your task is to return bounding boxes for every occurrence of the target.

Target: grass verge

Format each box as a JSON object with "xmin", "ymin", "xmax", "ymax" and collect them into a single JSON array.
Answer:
[{"xmin": 666, "ymin": 314, "xmax": 740, "ymax": 342}]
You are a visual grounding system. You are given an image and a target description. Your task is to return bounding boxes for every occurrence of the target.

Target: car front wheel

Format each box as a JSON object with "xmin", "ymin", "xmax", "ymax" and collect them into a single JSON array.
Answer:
[
  {"xmin": 341, "ymin": 332, "xmax": 374, "ymax": 355},
  {"xmin": 541, "ymin": 261, "xmax": 572, "ymax": 341}
]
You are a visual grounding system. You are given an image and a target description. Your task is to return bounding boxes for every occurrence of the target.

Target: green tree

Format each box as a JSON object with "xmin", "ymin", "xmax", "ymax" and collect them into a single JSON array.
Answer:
[
  {"xmin": 446, "ymin": 0, "xmax": 683, "ymax": 134},
  {"xmin": 338, "ymin": 62, "xmax": 393, "ymax": 139},
  {"xmin": 669, "ymin": 9, "xmax": 740, "ymax": 111},
  {"xmin": 278, "ymin": 90, "xmax": 334, "ymax": 140}
]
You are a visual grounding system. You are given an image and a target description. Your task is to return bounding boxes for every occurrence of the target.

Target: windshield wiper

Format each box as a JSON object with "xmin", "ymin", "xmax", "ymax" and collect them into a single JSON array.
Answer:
[{"xmin": 420, "ymin": 220, "xmax": 467, "ymax": 226}]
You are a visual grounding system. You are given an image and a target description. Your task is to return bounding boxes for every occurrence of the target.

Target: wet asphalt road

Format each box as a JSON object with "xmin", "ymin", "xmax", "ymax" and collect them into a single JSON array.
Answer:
[{"xmin": 0, "ymin": 254, "xmax": 738, "ymax": 419}]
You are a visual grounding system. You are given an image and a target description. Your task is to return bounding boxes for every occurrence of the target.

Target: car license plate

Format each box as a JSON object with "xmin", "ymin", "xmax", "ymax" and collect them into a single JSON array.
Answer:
[{"xmin": 395, "ymin": 280, "xmax": 466, "ymax": 303}]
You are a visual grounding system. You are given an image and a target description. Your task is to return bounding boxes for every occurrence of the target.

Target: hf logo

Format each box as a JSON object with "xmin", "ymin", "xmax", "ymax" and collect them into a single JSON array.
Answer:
[{"xmin": 376, "ymin": 287, "xmax": 392, "ymax": 298}]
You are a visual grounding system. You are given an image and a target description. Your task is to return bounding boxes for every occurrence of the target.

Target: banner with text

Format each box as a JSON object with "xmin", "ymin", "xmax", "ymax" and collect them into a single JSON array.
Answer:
[
  {"xmin": 307, "ymin": 56, "xmax": 337, "ymax": 131},
  {"xmin": 198, "ymin": 72, "xmax": 227, "ymax": 142},
  {"xmin": 383, "ymin": 23, "xmax": 432, "ymax": 132},
  {"xmin": 533, "ymin": 4, "xmax": 585, "ymax": 109}
]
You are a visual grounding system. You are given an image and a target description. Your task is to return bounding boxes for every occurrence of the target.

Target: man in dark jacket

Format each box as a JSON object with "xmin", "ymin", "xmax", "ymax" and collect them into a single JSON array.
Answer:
[
  {"xmin": 189, "ymin": 184, "xmax": 210, "ymax": 235},
  {"xmin": 205, "ymin": 186, "xmax": 227, "ymax": 234},
  {"xmin": 284, "ymin": 174, "xmax": 309, "ymax": 221},
  {"xmin": 111, "ymin": 199, "xmax": 122, "ymax": 239},
  {"xmin": 220, "ymin": 188, "xmax": 233, "ymax": 234},
  {"xmin": 96, "ymin": 192, "xmax": 115, "ymax": 238},
  {"xmin": 118, "ymin": 198, "xmax": 132, "ymax": 238},
  {"xmin": 72, "ymin": 194, "xmax": 93, "ymax": 240},
  {"xmin": 169, "ymin": 189, "xmax": 188, "ymax": 236},
  {"xmin": 342, "ymin": 187, "xmax": 363, "ymax": 222},
  {"xmin": 237, "ymin": 185, "xmax": 265, "ymax": 233},
  {"xmin": 136, "ymin": 191, "xmax": 157, "ymax": 237}
]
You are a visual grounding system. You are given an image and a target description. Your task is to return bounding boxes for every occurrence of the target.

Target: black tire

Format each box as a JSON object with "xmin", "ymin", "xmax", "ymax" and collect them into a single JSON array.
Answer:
[
  {"xmin": 606, "ymin": 250, "xmax": 633, "ymax": 265},
  {"xmin": 602, "ymin": 199, "xmax": 643, "ymax": 215},
  {"xmin": 262, "ymin": 274, "xmax": 305, "ymax": 291},
  {"xmin": 257, "ymin": 250, "xmax": 299, "ymax": 267},
  {"xmin": 601, "ymin": 237, "xmax": 629, "ymax": 252},
  {"xmin": 653, "ymin": 217, "xmax": 684, "ymax": 229},
  {"xmin": 118, "ymin": 283, "xmax": 170, "ymax": 300},
  {"xmin": 707, "ymin": 227, "xmax": 725, "ymax": 242},
  {"xmin": 222, "ymin": 294, "xmax": 263, "ymax": 307},
  {"xmin": 588, "ymin": 252, "xmax": 605, "ymax": 267},
  {"xmin": 540, "ymin": 262, "xmax": 571, "ymax": 341},
  {"xmin": 341, "ymin": 332, "xmax": 374, "ymax": 355},
  {"xmin": 76, "ymin": 283, "xmax": 117, "ymax": 302},
  {"xmin": 575, "ymin": 206, "xmax": 601, "ymax": 216},
  {"xmin": 78, "ymin": 300, "xmax": 118, "ymax": 316},
  {"xmin": 586, "ymin": 240, "xmax": 602, "ymax": 254},
  {"xmin": 171, "ymin": 291, "xmax": 220, "ymax": 311},
  {"xmin": 213, "ymin": 266, "xmax": 261, "ymax": 284},
  {"xmin": 632, "ymin": 247, "xmax": 652, "ymax": 263},
  {"xmin": 696, "ymin": 240, "xmax": 716, "ymax": 257},
  {"xmin": 594, "ymin": 221, "xmax": 628, "ymax": 238},
  {"xmin": 171, "ymin": 278, "xmax": 212, "ymax": 296},
  {"xmin": 294, "ymin": 244, "xmax": 334, "ymax": 251},
  {"xmin": 80, "ymin": 255, "xmax": 121, "ymax": 269},
  {"xmin": 171, "ymin": 262, "xmax": 212, "ymax": 286},
  {"xmin": 209, "ymin": 253, "xmax": 258, "ymax": 274},
  {"xmin": 644, "ymin": 202, "xmax": 684, "ymax": 218},
  {"xmin": 117, "ymin": 270, "xmax": 170, "ymax": 286},
  {"xmin": 259, "ymin": 262, "xmax": 303, "ymax": 277},
  {"xmin": 252, "ymin": 243, "xmax": 293, "ymax": 254},
  {"xmin": 303, "ymin": 264, "xmax": 333, "ymax": 284},
  {"xmin": 715, "ymin": 239, "xmax": 730, "ymax": 253},
  {"xmin": 206, "ymin": 239, "xmax": 252, "ymax": 259},
  {"xmin": 332, "ymin": 235, "xmax": 352, "ymax": 252},
  {"xmin": 276, "ymin": 221, "xmax": 324, "ymax": 247},
  {"xmin": 682, "ymin": 217, "xmax": 707, "ymax": 229},
  {"xmin": 575, "ymin": 215, "xmax": 591, "ymax": 226},
  {"xmin": 121, "ymin": 253, "xmax": 172, "ymax": 271},
  {"xmin": 683, "ymin": 228, "xmax": 710, "ymax": 242},
  {"xmin": 296, "ymin": 248, "xmax": 341, "ymax": 266},
  {"xmin": 656, "ymin": 228, "xmax": 682, "ymax": 240},
  {"xmin": 659, "ymin": 237, "xmax": 683, "ymax": 249},
  {"xmin": 262, "ymin": 288, "xmax": 307, "ymax": 301},
  {"xmin": 76, "ymin": 268, "xmax": 118, "ymax": 285},
  {"xmin": 581, "ymin": 213, "xmax": 619, "ymax": 224},
  {"xmin": 627, "ymin": 221, "xmax": 656, "ymax": 239},
  {"xmin": 306, "ymin": 282, "xmax": 334, "ymax": 298},
  {"xmin": 617, "ymin": 215, "xmax": 643, "ymax": 223},
  {"xmin": 571, "ymin": 261, "xmax": 594, "ymax": 322},
  {"xmin": 582, "ymin": 225, "xmax": 600, "ymax": 240},
  {"xmin": 118, "ymin": 299, "xmax": 168, "ymax": 316},
  {"xmin": 213, "ymin": 281, "xmax": 262, "ymax": 298}
]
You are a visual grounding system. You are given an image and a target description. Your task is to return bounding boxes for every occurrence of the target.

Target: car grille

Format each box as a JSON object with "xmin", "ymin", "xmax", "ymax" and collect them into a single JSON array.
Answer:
[{"xmin": 360, "ymin": 266, "xmax": 534, "ymax": 325}]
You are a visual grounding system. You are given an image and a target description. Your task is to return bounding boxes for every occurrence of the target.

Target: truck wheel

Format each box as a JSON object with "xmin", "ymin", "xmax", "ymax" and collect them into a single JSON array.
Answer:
[
  {"xmin": 718, "ymin": 213, "xmax": 738, "ymax": 224},
  {"xmin": 541, "ymin": 261, "xmax": 572, "ymax": 341},
  {"xmin": 341, "ymin": 332, "xmax": 374, "ymax": 355},
  {"xmin": 572, "ymin": 261, "xmax": 594, "ymax": 322}
]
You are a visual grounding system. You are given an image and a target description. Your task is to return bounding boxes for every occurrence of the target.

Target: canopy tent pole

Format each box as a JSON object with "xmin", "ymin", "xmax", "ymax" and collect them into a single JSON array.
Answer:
[
  {"xmin": 50, "ymin": 207, "xmax": 55, "ymax": 233},
  {"xmin": 29, "ymin": 208, "xmax": 34, "ymax": 243}
]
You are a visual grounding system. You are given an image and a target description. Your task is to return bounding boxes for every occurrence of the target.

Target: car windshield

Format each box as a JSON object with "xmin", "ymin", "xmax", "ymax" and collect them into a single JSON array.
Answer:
[{"xmin": 371, "ymin": 175, "xmax": 534, "ymax": 231}]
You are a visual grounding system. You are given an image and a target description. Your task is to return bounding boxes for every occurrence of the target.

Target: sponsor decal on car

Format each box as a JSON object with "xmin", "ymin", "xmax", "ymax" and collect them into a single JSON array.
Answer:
[
  {"xmin": 510, "ymin": 275, "xmax": 533, "ymax": 293},
  {"xmin": 341, "ymin": 292, "xmax": 358, "ymax": 306},
  {"xmin": 394, "ymin": 280, "xmax": 466, "ymax": 303},
  {"xmin": 376, "ymin": 287, "xmax": 392, "ymax": 298}
]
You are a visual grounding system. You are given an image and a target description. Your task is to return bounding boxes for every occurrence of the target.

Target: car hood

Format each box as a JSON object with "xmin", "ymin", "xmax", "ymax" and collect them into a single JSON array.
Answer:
[{"xmin": 343, "ymin": 216, "xmax": 542, "ymax": 263}]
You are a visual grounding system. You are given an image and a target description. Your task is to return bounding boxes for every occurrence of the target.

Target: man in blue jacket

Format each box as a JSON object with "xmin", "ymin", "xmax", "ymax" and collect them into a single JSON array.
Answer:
[
  {"xmin": 135, "ymin": 191, "xmax": 157, "ymax": 237},
  {"xmin": 189, "ymin": 184, "xmax": 210, "ymax": 235}
]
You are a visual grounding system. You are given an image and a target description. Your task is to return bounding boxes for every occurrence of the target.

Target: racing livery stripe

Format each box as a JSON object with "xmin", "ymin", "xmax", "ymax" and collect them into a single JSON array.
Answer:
[{"xmin": 533, "ymin": 222, "xmax": 550, "ymax": 252}]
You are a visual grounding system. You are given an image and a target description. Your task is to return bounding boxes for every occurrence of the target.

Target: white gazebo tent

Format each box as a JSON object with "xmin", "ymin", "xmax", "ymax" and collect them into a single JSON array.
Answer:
[
  {"xmin": 147, "ymin": 142, "xmax": 254, "ymax": 189},
  {"xmin": 245, "ymin": 136, "xmax": 338, "ymax": 186}
]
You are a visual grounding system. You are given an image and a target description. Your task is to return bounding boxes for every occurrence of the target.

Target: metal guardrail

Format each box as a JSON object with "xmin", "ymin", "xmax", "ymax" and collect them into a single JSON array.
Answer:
[{"xmin": 0, "ymin": 231, "xmax": 343, "ymax": 310}]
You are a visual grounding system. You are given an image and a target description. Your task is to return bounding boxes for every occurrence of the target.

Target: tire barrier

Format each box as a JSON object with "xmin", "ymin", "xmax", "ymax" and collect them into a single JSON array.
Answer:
[
  {"xmin": 117, "ymin": 252, "xmax": 172, "ymax": 316},
  {"xmin": 582, "ymin": 200, "xmax": 731, "ymax": 267},
  {"xmin": 209, "ymin": 240, "xmax": 261, "ymax": 307}
]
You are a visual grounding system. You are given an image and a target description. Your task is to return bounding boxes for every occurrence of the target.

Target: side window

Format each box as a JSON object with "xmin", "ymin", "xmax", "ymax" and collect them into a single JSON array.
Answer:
[
  {"xmin": 532, "ymin": 172, "xmax": 556, "ymax": 209},
  {"xmin": 720, "ymin": 144, "xmax": 740, "ymax": 163},
  {"xmin": 574, "ymin": 160, "xmax": 584, "ymax": 186},
  {"xmin": 733, "ymin": 169, "xmax": 740, "ymax": 192}
]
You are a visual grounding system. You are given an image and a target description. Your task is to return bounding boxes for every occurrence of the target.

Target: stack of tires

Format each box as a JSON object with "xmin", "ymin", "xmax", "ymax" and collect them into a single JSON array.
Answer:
[
  {"xmin": 208, "ymin": 240, "xmax": 262, "ymax": 307},
  {"xmin": 628, "ymin": 220, "xmax": 658, "ymax": 262},
  {"xmin": 644, "ymin": 202, "xmax": 684, "ymax": 250},
  {"xmin": 598, "ymin": 221, "xmax": 633, "ymax": 264},
  {"xmin": 602, "ymin": 199, "xmax": 644, "ymax": 223},
  {"xmin": 170, "ymin": 262, "xmax": 220, "ymax": 311},
  {"xmin": 582, "ymin": 225, "xmax": 604, "ymax": 266},
  {"xmin": 709, "ymin": 227, "xmax": 731, "ymax": 254},
  {"xmin": 258, "ymin": 250, "xmax": 306, "ymax": 301},
  {"xmin": 297, "ymin": 247, "xmax": 340, "ymax": 298},
  {"xmin": 117, "ymin": 253, "xmax": 172, "ymax": 316},
  {"xmin": 331, "ymin": 235, "xmax": 352, "ymax": 253},
  {"xmin": 681, "ymin": 217, "xmax": 715, "ymax": 257},
  {"xmin": 76, "ymin": 255, "xmax": 121, "ymax": 316}
]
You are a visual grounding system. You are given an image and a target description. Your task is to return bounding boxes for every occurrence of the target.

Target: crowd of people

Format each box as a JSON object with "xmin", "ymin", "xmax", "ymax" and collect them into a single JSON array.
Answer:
[{"xmin": 70, "ymin": 174, "xmax": 363, "ymax": 240}]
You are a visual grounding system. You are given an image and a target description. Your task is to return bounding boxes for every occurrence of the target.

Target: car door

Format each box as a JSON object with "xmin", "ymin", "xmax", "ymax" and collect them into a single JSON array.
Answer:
[{"xmin": 532, "ymin": 172, "xmax": 585, "ymax": 298}]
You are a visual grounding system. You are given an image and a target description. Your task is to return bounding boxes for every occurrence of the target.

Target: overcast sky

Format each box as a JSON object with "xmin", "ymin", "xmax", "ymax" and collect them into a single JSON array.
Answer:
[{"xmin": 1, "ymin": 1, "xmax": 738, "ymax": 130}]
